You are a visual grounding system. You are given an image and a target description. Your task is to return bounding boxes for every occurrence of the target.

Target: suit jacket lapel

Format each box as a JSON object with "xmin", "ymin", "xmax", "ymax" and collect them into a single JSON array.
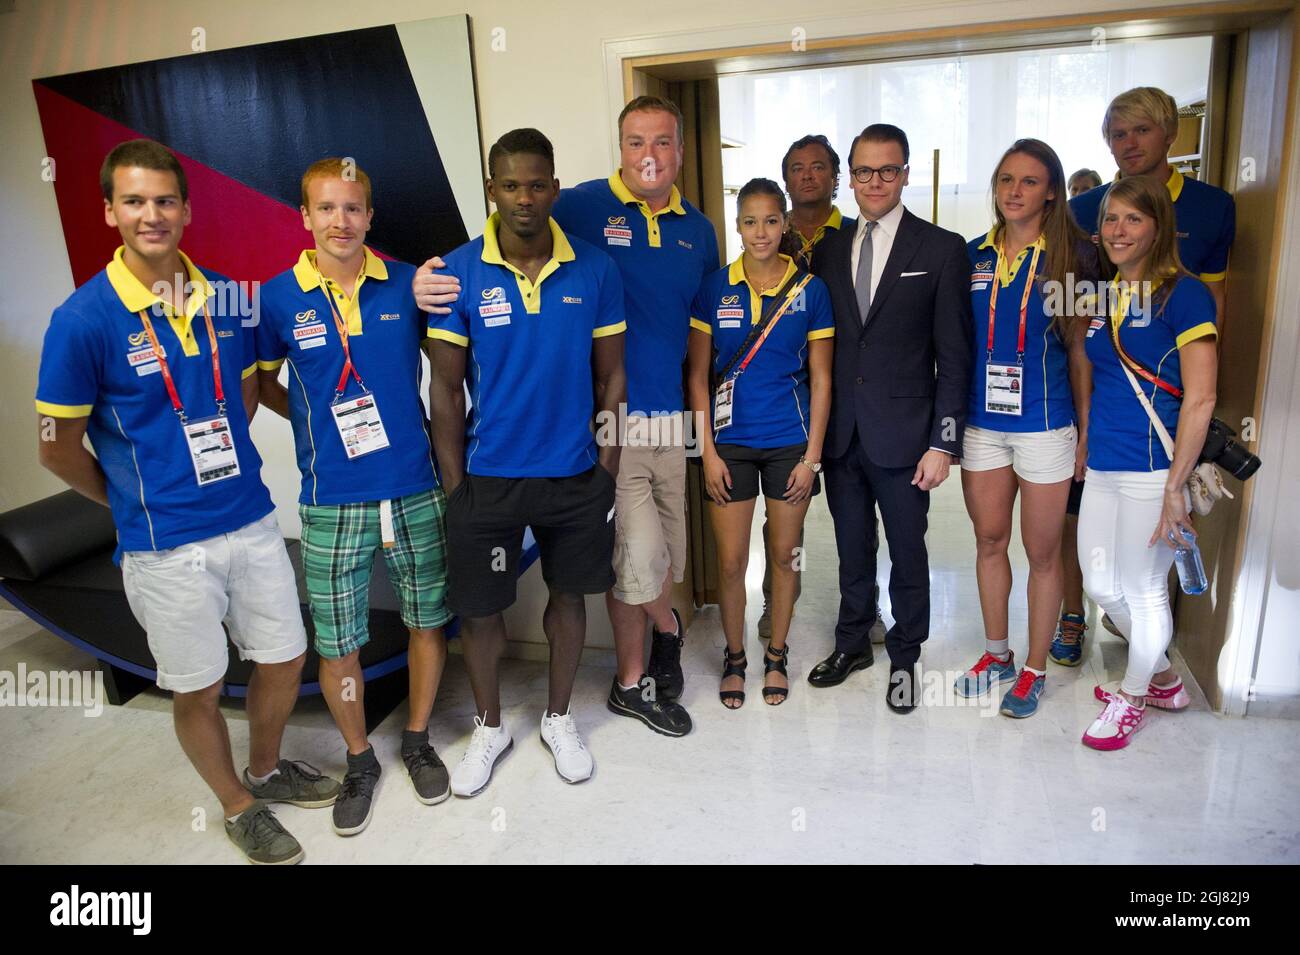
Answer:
[{"xmin": 863, "ymin": 209, "xmax": 922, "ymax": 331}]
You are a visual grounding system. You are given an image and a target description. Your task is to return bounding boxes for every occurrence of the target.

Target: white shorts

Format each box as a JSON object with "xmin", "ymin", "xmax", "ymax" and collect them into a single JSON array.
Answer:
[
  {"xmin": 121, "ymin": 512, "xmax": 308, "ymax": 693},
  {"xmin": 961, "ymin": 424, "xmax": 1077, "ymax": 484}
]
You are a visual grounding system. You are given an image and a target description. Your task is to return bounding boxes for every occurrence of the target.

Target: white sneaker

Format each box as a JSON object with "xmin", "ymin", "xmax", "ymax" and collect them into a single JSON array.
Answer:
[
  {"xmin": 540, "ymin": 709, "xmax": 594, "ymax": 783},
  {"xmin": 450, "ymin": 715, "xmax": 512, "ymax": 797}
]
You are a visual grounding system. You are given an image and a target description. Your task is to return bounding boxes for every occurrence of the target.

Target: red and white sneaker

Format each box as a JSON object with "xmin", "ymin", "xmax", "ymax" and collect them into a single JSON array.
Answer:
[
  {"xmin": 1082, "ymin": 694, "xmax": 1146, "ymax": 751},
  {"xmin": 1094, "ymin": 677, "xmax": 1190, "ymax": 711}
]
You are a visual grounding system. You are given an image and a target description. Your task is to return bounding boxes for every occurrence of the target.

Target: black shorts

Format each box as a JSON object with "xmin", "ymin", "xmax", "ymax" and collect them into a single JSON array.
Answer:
[
  {"xmin": 445, "ymin": 466, "xmax": 616, "ymax": 618},
  {"xmin": 714, "ymin": 442, "xmax": 821, "ymax": 502},
  {"xmin": 1066, "ymin": 477, "xmax": 1085, "ymax": 516}
]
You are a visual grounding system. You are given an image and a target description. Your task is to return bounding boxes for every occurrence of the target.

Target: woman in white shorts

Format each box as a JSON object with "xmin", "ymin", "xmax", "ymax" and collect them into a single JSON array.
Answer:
[{"xmin": 955, "ymin": 139, "xmax": 1098, "ymax": 718}]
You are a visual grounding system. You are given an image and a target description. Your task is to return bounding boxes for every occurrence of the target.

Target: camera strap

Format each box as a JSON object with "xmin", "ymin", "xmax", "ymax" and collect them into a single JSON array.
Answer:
[
  {"xmin": 1107, "ymin": 287, "xmax": 1183, "ymax": 400},
  {"xmin": 716, "ymin": 269, "xmax": 811, "ymax": 383}
]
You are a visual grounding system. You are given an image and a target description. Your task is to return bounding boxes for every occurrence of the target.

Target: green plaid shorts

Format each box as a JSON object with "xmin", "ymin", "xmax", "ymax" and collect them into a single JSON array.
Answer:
[{"xmin": 299, "ymin": 488, "xmax": 451, "ymax": 659}]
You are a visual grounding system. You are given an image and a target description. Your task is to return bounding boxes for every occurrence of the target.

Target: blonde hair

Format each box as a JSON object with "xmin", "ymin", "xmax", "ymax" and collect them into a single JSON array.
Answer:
[
  {"xmin": 1102, "ymin": 87, "xmax": 1179, "ymax": 143},
  {"xmin": 300, "ymin": 157, "xmax": 372, "ymax": 210}
]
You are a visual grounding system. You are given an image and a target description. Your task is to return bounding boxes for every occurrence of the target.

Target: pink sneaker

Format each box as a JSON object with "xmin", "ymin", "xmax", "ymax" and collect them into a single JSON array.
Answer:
[
  {"xmin": 1082, "ymin": 694, "xmax": 1146, "ymax": 750},
  {"xmin": 1094, "ymin": 677, "xmax": 1190, "ymax": 711}
]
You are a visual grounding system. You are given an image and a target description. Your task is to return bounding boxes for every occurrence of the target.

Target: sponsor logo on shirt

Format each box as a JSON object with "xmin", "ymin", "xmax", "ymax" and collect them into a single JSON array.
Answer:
[
  {"xmin": 604, "ymin": 216, "xmax": 633, "ymax": 246},
  {"xmin": 127, "ymin": 330, "xmax": 148, "ymax": 347},
  {"xmin": 294, "ymin": 309, "xmax": 317, "ymax": 324},
  {"xmin": 482, "ymin": 287, "xmax": 506, "ymax": 301},
  {"xmin": 562, "ymin": 296, "xmax": 583, "ymax": 304},
  {"xmin": 216, "ymin": 329, "xmax": 234, "ymax": 338},
  {"xmin": 716, "ymin": 308, "xmax": 745, "ymax": 320},
  {"xmin": 1087, "ymin": 318, "xmax": 1106, "ymax": 338},
  {"xmin": 974, "ymin": 259, "xmax": 994, "ymax": 272},
  {"xmin": 677, "ymin": 239, "xmax": 694, "ymax": 250},
  {"xmin": 293, "ymin": 322, "xmax": 328, "ymax": 340},
  {"xmin": 479, "ymin": 286, "xmax": 512, "ymax": 321},
  {"xmin": 721, "ymin": 295, "xmax": 740, "ymax": 305},
  {"xmin": 379, "ymin": 313, "xmax": 401, "ymax": 321}
]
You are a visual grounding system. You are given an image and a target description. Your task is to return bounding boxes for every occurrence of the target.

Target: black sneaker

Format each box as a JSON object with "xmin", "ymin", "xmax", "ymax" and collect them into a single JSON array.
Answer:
[
  {"xmin": 401, "ymin": 741, "xmax": 451, "ymax": 806},
  {"xmin": 607, "ymin": 676, "xmax": 692, "ymax": 737},
  {"xmin": 333, "ymin": 760, "xmax": 381, "ymax": 836},
  {"xmin": 648, "ymin": 608, "xmax": 685, "ymax": 700}
]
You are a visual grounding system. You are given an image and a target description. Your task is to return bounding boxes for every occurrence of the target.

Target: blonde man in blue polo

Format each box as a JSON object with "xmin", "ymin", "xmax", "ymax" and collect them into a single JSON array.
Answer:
[{"xmin": 255, "ymin": 159, "xmax": 452, "ymax": 836}]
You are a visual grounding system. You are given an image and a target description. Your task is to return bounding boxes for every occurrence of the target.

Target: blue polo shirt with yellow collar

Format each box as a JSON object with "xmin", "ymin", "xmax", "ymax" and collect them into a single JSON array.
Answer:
[
  {"xmin": 787, "ymin": 206, "xmax": 846, "ymax": 270},
  {"xmin": 689, "ymin": 254, "xmax": 834, "ymax": 448},
  {"xmin": 428, "ymin": 213, "xmax": 627, "ymax": 478},
  {"xmin": 1070, "ymin": 167, "xmax": 1235, "ymax": 283},
  {"xmin": 966, "ymin": 229, "xmax": 1076, "ymax": 433},
  {"xmin": 553, "ymin": 172, "xmax": 718, "ymax": 417},
  {"xmin": 35, "ymin": 246, "xmax": 271, "ymax": 559},
  {"xmin": 1084, "ymin": 274, "xmax": 1217, "ymax": 472},
  {"xmin": 255, "ymin": 247, "xmax": 437, "ymax": 506}
]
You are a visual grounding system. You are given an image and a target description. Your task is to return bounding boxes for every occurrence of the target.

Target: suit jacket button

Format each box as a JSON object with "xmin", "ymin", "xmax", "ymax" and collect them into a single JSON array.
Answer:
[
  {"xmin": 859, "ymin": 341, "xmax": 867, "ymax": 349},
  {"xmin": 856, "ymin": 376, "xmax": 864, "ymax": 384}
]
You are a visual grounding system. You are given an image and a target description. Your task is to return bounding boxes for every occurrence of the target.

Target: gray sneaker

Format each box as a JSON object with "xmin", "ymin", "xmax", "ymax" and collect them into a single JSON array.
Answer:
[
  {"xmin": 333, "ymin": 765, "xmax": 381, "ymax": 836},
  {"xmin": 401, "ymin": 742, "xmax": 451, "ymax": 805},
  {"xmin": 243, "ymin": 759, "xmax": 341, "ymax": 808},
  {"xmin": 225, "ymin": 801, "xmax": 304, "ymax": 865}
]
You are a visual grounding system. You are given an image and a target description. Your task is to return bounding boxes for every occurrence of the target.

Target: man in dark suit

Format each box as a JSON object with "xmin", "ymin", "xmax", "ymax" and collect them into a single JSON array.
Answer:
[{"xmin": 807, "ymin": 124, "xmax": 973, "ymax": 713}]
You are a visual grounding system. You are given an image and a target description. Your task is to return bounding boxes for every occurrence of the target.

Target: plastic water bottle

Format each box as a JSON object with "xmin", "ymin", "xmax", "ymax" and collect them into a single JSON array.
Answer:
[{"xmin": 1170, "ymin": 527, "xmax": 1208, "ymax": 595}]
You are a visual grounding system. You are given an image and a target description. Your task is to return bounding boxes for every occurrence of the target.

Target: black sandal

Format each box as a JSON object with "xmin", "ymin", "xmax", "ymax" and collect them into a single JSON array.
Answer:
[
  {"xmin": 763, "ymin": 644, "xmax": 790, "ymax": 705},
  {"xmin": 720, "ymin": 647, "xmax": 747, "ymax": 709}
]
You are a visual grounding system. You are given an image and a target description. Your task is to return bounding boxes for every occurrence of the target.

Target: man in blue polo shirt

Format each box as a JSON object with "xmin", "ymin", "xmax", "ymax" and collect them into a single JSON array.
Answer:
[
  {"xmin": 1057, "ymin": 86, "xmax": 1236, "ymax": 657},
  {"xmin": 417, "ymin": 97, "xmax": 717, "ymax": 739},
  {"xmin": 35, "ymin": 140, "xmax": 337, "ymax": 865},
  {"xmin": 255, "ymin": 159, "xmax": 451, "ymax": 836},
  {"xmin": 427, "ymin": 128, "xmax": 626, "ymax": 794}
]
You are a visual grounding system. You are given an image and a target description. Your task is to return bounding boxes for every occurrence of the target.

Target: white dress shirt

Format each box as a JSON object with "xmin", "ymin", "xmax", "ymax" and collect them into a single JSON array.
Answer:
[{"xmin": 850, "ymin": 200, "xmax": 906, "ymax": 304}]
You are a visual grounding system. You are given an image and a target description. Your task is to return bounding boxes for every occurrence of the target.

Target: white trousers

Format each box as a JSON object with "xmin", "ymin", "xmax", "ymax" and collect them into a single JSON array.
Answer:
[{"xmin": 1077, "ymin": 469, "xmax": 1175, "ymax": 696}]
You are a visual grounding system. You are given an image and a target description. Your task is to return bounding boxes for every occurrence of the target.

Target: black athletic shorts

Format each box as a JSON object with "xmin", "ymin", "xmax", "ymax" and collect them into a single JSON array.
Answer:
[
  {"xmin": 714, "ymin": 442, "xmax": 821, "ymax": 502},
  {"xmin": 445, "ymin": 465, "xmax": 616, "ymax": 618},
  {"xmin": 1067, "ymin": 477, "xmax": 1085, "ymax": 516}
]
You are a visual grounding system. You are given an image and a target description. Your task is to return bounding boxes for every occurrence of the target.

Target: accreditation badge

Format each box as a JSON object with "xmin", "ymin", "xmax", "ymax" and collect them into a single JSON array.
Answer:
[
  {"xmin": 183, "ymin": 416, "xmax": 242, "ymax": 486},
  {"xmin": 714, "ymin": 378, "xmax": 735, "ymax": 432},
  {"xmin": 330, "ymin": 393, "xmax": 391, "ymax": 458},
  {"xmin": 985, "ymin": 363, "xmax": 1023, "ymax": 416}
]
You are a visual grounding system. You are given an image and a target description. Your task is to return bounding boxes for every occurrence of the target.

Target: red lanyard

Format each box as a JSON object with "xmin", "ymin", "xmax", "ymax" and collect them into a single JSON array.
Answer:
[
  {"xmin": 987, "ymin": 241, "xmax": 1042, "ymax": 364},
  {"xmin": 317, "ymin": 275, "xmax": 367, "ymax": 397},
  {"xmin": 1109, "ymin": 281, "xmax": 1183, "ymax": 399},
  {"xmin": 138, "ymin": 300, "xmax": 224, "ymax": 424},
  {"xmin": 734, "ymin": 274, "xmax": 814, "ymax": 377}
]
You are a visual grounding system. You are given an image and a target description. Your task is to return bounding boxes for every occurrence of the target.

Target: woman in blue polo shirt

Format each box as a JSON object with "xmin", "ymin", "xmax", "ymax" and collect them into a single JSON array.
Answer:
[
  {"xmin": 1078, "ymin": 175, "xmax": 1218, "ymax": 751},
  {"xmin": 955, "ymin": 138, "xmax": 1099, "ymax": 719},
  {"xmin": 687, "ymin": 177, "xmax": 834, "ymax": 709}
]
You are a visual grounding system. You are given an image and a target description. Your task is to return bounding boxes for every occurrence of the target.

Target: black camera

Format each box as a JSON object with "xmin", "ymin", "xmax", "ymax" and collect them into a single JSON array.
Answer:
[{"xmin": 1200, "ymin": 418, "xmax": 1261, "ymax": 480}]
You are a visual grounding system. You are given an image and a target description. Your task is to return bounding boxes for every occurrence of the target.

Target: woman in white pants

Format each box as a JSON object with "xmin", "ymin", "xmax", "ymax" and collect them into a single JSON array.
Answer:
[{"xmin": 1077, "ymin": 175, "xmax": 1218, "ymax": 750}]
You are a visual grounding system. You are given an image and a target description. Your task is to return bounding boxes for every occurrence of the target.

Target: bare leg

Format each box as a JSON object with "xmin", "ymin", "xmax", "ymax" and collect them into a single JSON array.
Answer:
[
  {"xmin": 763, "ymin": 495, "xmax": 812, "ymax": 700},
  {"xmin": 406, "ymin": 626, "xmax": 447, "ymax": 733},
  {"xmin": 245, "ymin": 653, "xmax": 305, "ymax": 776},
  {"xmin": 543, "ymin": 589, "xmax": 587, "ymax": 714},
  {"xmin": 173, "ymin": 680, "xmax": 255, "ymax": 817},
  {"xmin": 960, "ymin": 465, "xmax": 1018, "ymax": 648},
  {"xmin": 461, "ymin": 614, "xmax": 507, "ymax": 726},
  {"xmin": 1017, "ymin": 476, "xmax": 1072, "ymax": 671},
  {"xmin": 607, "ymin": 573, "xmax": 676, "ymax": 688},
  {"xmin": 318, "ymin": 651, "xmax": 369, "ymax": 755},
  {"xmin": 1061, "ymin": 515, "xmax": 1085, "ymax": 617},
  {"xmin": 708, "ymin": 497, "xmax": 757, "ymax": 705}
]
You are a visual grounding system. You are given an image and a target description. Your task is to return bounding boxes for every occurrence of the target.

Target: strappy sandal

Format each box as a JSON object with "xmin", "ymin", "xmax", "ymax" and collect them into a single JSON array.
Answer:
[
  {"xmin": 719, "ymin": 647, "xmax": 747, "ymax": 709},
  {"xmin": 763, "ymin": 643, "xmax": 790, "ymax": 705}
]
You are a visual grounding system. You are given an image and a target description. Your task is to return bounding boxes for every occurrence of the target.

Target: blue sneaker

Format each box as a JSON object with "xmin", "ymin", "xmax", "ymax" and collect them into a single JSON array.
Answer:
[
  {"xmin": 954, "ymin": 650, "xmax": 1016, "ymax": 698},
  {"xmin": 1049, "ymin": 612, "xmax": 1087, "ymax": 667},
  {"xmin": 999, "ymin": 669, "xmax": 1045, "ymax": 718}
]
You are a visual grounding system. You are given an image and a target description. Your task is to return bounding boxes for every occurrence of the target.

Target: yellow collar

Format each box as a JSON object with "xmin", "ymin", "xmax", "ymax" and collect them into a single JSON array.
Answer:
[
  {"xmin": 608, "ymin": 170, "xmax": 685, "ymax": 217},
  {"xmin": 106, "ymin": 246, "xmax": 213, "ymax": 317},
  {"xmin": 1112, "ymin": 166, "xmax": 1184, "ymax": 203},
  {"xmin": 978, "ymin": 228, "xmax": 1046, "ymax": 287},
  {"xmin": 728, "ymin": 254, "xmax": 798, "ymax": 293},
  {"xmin": 481, "ymin": 211, "xmax": 575, "ymax": 267},
  {"xmin": 823, "ymin": 206, "xmax": 844, "ymax": 231},
  {"xmin": 977, "ymin": 226, "xmax": 1047, "ymax": 253},
  {"xmin": 293, "ymin": 246, "xmax": 388, "ymax": 293}
]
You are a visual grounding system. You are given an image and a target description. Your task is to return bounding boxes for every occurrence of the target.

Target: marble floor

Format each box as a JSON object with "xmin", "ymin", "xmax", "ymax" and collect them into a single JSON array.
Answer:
[{"xmin": 1, "ymin": 477, "xmax": 1297, "ymax": 864}]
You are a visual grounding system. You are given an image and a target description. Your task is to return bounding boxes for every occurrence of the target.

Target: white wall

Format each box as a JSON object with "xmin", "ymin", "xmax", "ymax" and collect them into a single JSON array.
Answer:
[{"xmin": 0, "ymin": 0, "xmax": 1285, "ymax": 657}]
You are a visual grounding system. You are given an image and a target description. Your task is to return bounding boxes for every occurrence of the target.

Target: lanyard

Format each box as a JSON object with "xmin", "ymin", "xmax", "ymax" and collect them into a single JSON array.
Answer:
[
  {"xmin": 138, "ymin": 299, "xmax": 224, "ymax": 424},
  {"xmin": 317, "ymin": 273, "xmax": 368, "ymax": 398},
  {"xmin": 732, "ymin": 274, "xmax": 814, "ymax": 378},
  {"xmin": 1108, "ymin": 281, "xmax": 1183, "ymax": 399},
  {"xmin": 987, "ymin": 240, "xmax": 1042, "ymax": 364}
]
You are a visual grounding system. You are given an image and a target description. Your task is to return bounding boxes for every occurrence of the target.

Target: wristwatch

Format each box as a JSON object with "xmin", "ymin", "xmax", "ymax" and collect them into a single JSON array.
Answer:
[{"xmin": 800, "ymin": 456, "xmax": 822, "ymax": 474}]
